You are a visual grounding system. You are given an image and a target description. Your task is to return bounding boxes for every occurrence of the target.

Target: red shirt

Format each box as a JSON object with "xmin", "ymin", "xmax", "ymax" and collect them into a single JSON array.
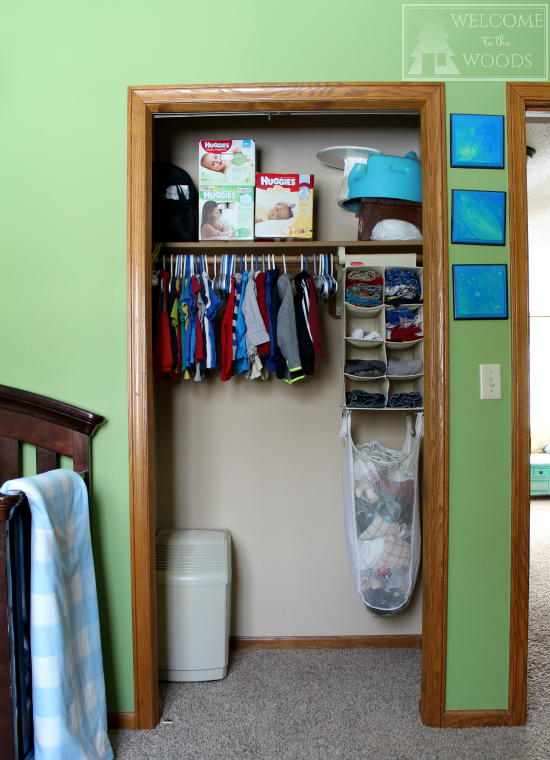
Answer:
[
  {"xmin": 221, "ymin": 277, "xmax": 236, "ymax": 381},
  {"xmin": 307, "ymin": 277, "xmax": 324, "ymax": 357}
]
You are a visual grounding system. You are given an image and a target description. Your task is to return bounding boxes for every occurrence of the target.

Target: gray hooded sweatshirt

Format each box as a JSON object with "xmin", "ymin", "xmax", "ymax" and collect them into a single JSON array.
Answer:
[{"xmin": 277, "ymin": 274, "xmax": 304, "ymax": 383}]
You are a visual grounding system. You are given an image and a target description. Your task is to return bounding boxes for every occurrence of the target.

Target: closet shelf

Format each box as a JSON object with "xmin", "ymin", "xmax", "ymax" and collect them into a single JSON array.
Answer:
[
  {"xmin": 345, "ymin": 406, "xmax": 424, "ymax": 412},
  {"xmin": 344, "ymin": 338, "xmax": 384, "ymax": 348},
  {"xmin": 159, "ymin": 240, "xmax": 423, "ymax": 256}
]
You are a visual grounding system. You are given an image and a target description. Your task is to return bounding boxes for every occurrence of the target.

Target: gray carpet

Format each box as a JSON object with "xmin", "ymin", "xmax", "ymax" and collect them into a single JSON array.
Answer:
[{"xmin": 109, "ymin": 501, "xmax": 550, "ymax": 759}]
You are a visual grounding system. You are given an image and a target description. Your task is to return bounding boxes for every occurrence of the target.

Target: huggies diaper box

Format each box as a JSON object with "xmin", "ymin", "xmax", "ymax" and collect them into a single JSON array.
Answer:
[
  {"xmin": 255, "ymin": 174, "xmax": 314, "ymax": 240},
  {"xmin": 199, "ymin": 186, "xmax": 254, "ymax": 241},
  {"xmin": 199, "ymin": 140, "xmax": 255, "ymax": 186},
  {"xmin": 199, "ymin": 139, "xmax": 255, "ymax": 241}
]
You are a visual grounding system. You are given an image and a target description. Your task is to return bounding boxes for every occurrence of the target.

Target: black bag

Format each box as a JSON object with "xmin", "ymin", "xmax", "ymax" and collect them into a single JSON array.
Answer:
[{"xmin": 152, "ymin": 161, "xmax": 199, "ymax": 242}]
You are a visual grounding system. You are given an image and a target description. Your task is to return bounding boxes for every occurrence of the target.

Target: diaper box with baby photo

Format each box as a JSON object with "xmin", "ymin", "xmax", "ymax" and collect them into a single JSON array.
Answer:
[
  {"xmin": 255, "ymin": 174, "xmax": 314, "ymax": 240},
  {"xmin": 199, "ymin": 186, "xmax": 255, "ymax": 241},
  {"xmin": 199, "ymin": 139, "xmax": 256, "ymax": 186}
]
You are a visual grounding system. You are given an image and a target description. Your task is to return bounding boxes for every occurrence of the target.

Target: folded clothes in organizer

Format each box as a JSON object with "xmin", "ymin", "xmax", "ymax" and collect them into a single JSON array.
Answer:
[
  {"xmin": 345, "ymin": 269, "xmax": 384, "ymax": 308},
  {"xmin": 387, "ymin": 392, "xmax": 423, "ymax": 408},
  {"xmin": 386, "ymin": 308, "xmax": 423, "ymax": 342},
  {"xmin": 349, "ymin": 328, "xmax": 384, "ymax": 342},
  {"xmin": 387, "ymin": 356, "xmax": 423, "ymax": 376},
  {"xmin": 385, "ymin": 269, "xmax": 422, "ymax": 308},
  {"xmin": 346, "ymin": 390, "xmax": 386, "ymax": 408},
  {"xmin": 344, "ymin": 359, "xmax": 386, "ymax": 377}
]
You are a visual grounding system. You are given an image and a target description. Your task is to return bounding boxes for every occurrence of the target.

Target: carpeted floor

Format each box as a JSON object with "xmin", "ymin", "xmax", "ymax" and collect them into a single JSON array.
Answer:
[{"xmin": 108, "ymin": 501, "xmax": 550, "ymax": 759}]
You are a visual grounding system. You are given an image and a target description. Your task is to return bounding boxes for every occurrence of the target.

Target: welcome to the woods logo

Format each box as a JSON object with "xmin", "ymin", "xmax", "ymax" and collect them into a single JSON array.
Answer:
[{"xmin": 403, "ymin": 4, "xmax": 547, "ymax": 80}]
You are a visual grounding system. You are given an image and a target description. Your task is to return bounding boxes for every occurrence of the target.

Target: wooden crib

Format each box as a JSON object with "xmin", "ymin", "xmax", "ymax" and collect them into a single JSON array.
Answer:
[{"xmin": 0, "ymin": 385, "xmax": 104, "ymax": 760}]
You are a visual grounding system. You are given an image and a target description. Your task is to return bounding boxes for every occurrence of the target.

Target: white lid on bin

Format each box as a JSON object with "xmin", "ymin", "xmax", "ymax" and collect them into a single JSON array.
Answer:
[{"xmin": 155, "ymin": 529, "xmax": 231, "ymax": 586}]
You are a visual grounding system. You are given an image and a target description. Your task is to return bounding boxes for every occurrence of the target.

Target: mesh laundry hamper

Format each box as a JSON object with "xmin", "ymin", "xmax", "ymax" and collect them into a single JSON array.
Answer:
[{"xmin": 340, "ymin": 411, "xmax": 423, "ymax": 616}]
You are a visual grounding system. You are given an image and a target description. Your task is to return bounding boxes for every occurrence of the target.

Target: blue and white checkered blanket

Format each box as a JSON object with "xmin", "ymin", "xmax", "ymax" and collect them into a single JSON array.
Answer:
[{"xmin": 2, "ymin": 469, "xmax": 113, "ymax": 760}]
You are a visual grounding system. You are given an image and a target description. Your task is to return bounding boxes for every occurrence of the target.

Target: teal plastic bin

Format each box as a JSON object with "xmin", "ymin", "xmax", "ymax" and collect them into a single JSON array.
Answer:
[{"xmin": 343, "ymin": 151, "xmax": 422, "ymax": 212}]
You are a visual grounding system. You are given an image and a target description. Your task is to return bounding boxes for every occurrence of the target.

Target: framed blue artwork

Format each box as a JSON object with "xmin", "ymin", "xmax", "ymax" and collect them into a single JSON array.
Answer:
[
  {"xmin": 453, "ymin": 264, "xmax": 508, "ymax": 320},
  {"xmin": 451, "ymin": 189, "xmax": 506, "ymax": 246},
  {"xmin": 450, "ymin": 114, "xmax": 505, "ymax": 169}
]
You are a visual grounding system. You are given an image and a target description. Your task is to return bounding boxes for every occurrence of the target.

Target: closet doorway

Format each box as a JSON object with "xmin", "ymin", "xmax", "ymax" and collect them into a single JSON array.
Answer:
[{"xmin": 127, "ymin": 83, "xmax": 449, "ymax": 729}]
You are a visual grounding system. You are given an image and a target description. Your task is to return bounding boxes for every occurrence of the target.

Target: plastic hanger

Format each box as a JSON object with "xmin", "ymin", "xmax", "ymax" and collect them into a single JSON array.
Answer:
[{"xmin": 331, "ymin": 254, "xmax": 337, "ymax": 294}]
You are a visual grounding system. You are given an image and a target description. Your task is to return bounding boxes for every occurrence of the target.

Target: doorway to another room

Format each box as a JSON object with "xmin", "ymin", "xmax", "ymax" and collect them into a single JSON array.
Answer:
[{"xmin": 525, "ymin": 116, "xmax": 550, "ymax": 719}]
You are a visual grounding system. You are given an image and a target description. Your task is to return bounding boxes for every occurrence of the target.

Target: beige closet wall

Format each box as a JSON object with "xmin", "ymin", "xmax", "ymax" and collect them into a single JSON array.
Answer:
[{"xmin": 153, "ymin": 114, "xmax": 422, "ymax": 636}]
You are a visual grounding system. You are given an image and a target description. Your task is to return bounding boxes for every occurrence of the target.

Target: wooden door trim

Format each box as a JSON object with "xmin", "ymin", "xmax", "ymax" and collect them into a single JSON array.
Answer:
[
  {"xmin": 127, "ymin": 82, "xmax": 449, "ymax": 729},
  {"xmin": 506, "ymin": 82, "xmax": 550, "ymax": 727}
]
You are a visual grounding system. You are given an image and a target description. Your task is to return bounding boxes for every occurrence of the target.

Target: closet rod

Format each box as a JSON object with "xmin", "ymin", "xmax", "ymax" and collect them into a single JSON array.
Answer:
[{"xmin": 157, "ymin": 255, "xmax": 332, "ymax": 262}]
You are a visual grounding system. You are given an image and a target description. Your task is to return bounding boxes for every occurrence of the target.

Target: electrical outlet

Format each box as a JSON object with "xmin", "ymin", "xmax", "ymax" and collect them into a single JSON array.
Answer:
[{"xmin": 480, "ymin": 364, "xmax": 502, "ymax": 400}]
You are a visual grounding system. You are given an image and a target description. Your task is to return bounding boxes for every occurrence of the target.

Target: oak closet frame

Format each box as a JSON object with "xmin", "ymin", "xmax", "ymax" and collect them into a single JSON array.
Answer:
[{"xmin": 127, "ymin": 82, "xmax": 449, "ymax": 730}]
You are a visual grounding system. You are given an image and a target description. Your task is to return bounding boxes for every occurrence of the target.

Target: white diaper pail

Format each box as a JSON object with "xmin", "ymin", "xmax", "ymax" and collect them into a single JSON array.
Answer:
[{"xmin": 156, "ymin": 529, "xmax": 232, "ymax": 681}]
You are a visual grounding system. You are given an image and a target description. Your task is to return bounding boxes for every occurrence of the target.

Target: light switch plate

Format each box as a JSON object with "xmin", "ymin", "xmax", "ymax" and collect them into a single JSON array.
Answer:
[{"xmin": 480, "ymin": 364, "xmax": 502, "ymax": 400}]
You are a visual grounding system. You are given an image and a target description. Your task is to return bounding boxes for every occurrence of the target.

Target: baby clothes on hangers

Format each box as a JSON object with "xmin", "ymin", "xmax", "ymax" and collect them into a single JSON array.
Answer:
[
  {"xmin": 221, "ymin": 276, "xmax": 237, "ymax": 382},
  {"xmin": 235, "ymin": 270, "xmax": 250, "ymax": 375},
  {"xmin": 266, "ymin": 266, "xmax": 281, "ymax": 373},
  {"xmin": 166, "ymin": 275, "xmax": 180, "ymax": 374},
  {"xmin": 263, "ymin": 268, "xmax": 275, "ymax": 371},
  {"xmin": 307, "ymin": 276, "xmax": 324, "ymax": 358},
  {"xmin": 153, "ymin": 269, "xmax": 177, "ymax": 381},
  {"xmin": 192, "ymin": 275, "xmax": 206, "ymax": 380},
  {"xmin": 178, "ymin": 275, "xmax": 191, "ymax": 379},
  {"xmin": 242, "ymin": 271, "xmax": 270, "ymax": 380},
  {"xmin": 232, "ymin": 273, "xmax": 243, "ymax": 361},
  {"xmin": 169, "ymin": 277, "xmax": 182, "ymax": 374},
  {"xmin": 203, "ymin": 270, "xmax": 223, "ymax": 369},
  {"xmin": 294, "ymin": 270, "xmax": 316, "ymax": 375},
  {"xmin": 182, "ymin": 275, "xmax": 196, "ymax": 372},
  {"xmin": 277, "ymin": 273, "xmax": 304, "ymax": 384},
  {"xmin": 255, "ymin": 271, "xmax": 271, "ymax": 357}
]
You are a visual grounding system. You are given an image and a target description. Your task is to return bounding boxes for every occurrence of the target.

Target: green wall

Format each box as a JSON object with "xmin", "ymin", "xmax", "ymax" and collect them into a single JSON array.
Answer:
[{"xmin": 0, "ymin": 0, "xmax": 536, "ymax": 712}]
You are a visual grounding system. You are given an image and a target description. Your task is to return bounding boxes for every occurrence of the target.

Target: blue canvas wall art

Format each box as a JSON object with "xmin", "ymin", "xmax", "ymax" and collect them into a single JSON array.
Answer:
[
  {"xmin": 451, "ymin": 189, "xmax": 506, "ymax": 246},
  {"xmin": 450, "ymin": 114, "xmax": 505, "ymax": 169},
  {"xmin": 453, "ymin": 264, "xmax": 508, "ymax": 320}
]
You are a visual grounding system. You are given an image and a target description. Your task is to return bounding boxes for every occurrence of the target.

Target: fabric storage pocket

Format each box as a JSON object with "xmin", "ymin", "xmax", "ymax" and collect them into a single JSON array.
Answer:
[
  {"xmin": 344, "ymin": 344, "xmax": 387, "ymax": 383},
  {"xmin": 386, "ymin": 305, "xmax": 423, "ymax": 344},
  {"xmin": 345, "ymin": 266, "xmax": 385, "ymax": 311},
  {"xmin": 345, "ymin": 378, "xmax": 388, "ymax": 410}
]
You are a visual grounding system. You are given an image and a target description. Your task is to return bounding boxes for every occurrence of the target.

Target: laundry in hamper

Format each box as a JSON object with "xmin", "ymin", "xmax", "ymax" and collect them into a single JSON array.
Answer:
[{"xmin": 340, "ymin": 411, "xmax": 423, "ymax": 616}]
